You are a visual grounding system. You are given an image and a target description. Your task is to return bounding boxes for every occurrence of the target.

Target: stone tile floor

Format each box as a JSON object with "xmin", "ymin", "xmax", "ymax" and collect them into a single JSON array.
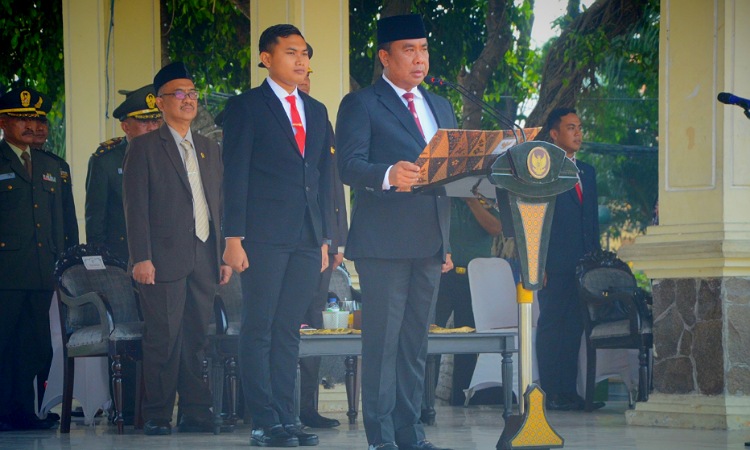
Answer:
[{"xmin": 0, "ymin": 402, "xmax": 748, "ymax": 449}]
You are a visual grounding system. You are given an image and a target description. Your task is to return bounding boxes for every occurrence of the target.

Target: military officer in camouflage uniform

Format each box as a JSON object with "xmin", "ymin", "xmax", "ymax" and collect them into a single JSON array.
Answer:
[
  {"xmin": 31, "ymin": 90, "xmax": 79, "ymax": 249},
  {"xmin": 0, "ymin": 87, "xmax": 66, "ymax": 431},
  {"xmin": 85, "ymin": 84, "xmax": 162, "ymax": 261}
]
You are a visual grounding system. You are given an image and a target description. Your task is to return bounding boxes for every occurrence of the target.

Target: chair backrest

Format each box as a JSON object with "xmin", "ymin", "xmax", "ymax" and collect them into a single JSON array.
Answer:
[
  {"xmin": 215, "ymin": 269, "xmax": 243, "ymax": 324},
  {"xmin": 577, "ymin": 250, "xmax": 639, "ymax": 325},
  {"xmin": 468, "ymin": 257, "xmax": 527, "ymax": 331},
  {"xmin": 55, "ymin": 244, "xmax": 140, "ymax": 329},
  {"xmin": 329, "ymin": 264, "xmax": 353, "ymax": 304}
]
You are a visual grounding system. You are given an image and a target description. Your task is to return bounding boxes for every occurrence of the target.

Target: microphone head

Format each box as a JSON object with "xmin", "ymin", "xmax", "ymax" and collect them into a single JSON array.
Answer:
[
  {"xmin": 424, "ymin": 76, "xmax": 445, "ymax": 87},
  {"xmin": 717, "ymin": 92, "xmax": 733, "ymax": 104}
]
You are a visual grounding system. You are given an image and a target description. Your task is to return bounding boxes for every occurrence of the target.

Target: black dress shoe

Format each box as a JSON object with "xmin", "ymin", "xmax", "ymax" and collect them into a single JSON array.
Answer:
[
  {"xmin": 8, "ymin": 413, "xmax": 58, "ymax": 431},
  {"xmin": 299, "ymin": 410, "xmax": 340, "ymax": 428},
  {"xmin": 143, "ymin": 419, "xmax": 172, "ymax": 436},
  {"xmin": 284, "ymin": 424, "xmax": 319, "ymax": 446},
  {"xmin": 45, "ymin": 412, "xmax": 60, "ymax": 422},
  {"xmin": 250, "ymin": 424, "xmax": 299, "ymax": 447},
  {"xmin": 368, "ymin": 443, "xmax": 398, "ymax": 450},
  {"xmin": 563, "ymin": 393, "xmax": 605, "ymax": 411},
  {"xmin": 178, "ymin": 415, "xmax": 214, "ymax": 433},
  {"xmin": 545, "ymin": 394, "xmax": 573, "ymax": 411},
  {"xmin": 399, "ymin": 440, "xmax": 452, "ymax": 450}
]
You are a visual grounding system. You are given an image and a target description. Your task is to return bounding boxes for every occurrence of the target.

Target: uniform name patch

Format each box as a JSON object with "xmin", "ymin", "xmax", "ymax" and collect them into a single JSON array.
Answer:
[
  {"xmin": 42, "ymin": 173, "xmax": 57, "ymax": 182},
  {"xmin": 0, "ymin": 173, "xmax": 15, "ymax": 181}
]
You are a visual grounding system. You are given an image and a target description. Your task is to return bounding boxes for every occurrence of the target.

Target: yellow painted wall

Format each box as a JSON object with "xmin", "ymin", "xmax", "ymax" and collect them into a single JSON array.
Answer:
[
  {"xmin": 63, "ymin": 0, "xmax": 161, "ymax": 242},
  {"xmin": 620, "ymin": 0, "xmax": 750, "ymax": 278}
]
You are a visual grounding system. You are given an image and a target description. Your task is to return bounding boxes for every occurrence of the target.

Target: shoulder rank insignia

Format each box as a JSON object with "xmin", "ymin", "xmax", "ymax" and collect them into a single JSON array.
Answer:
[{"xmin": 94, "ymin": 136, "xmax": 126, "ymax": 156}]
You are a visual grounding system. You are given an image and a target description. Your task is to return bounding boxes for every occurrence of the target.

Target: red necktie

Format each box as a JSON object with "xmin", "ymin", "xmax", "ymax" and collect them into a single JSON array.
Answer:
[
  {"xmin": 402, "ymin": 92, "xmax": 425, "ymax": 138},
  {"xmin": 286, "ymin": 95, "xmax": 305, "ymax": 156},
  {"xmin": 575, "ymin": 181, "xmax": 583, "ymax": 203}
]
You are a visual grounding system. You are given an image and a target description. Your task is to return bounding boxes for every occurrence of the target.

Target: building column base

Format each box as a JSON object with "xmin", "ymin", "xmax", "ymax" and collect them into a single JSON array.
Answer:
[{"xmin": 626, "ymin": 394, "xmax": 750, "ymax": 430}]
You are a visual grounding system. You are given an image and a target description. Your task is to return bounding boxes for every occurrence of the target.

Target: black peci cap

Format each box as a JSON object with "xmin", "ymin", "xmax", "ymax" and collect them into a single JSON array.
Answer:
[
  {"xmin": 153, "ymin": 61, "xmax": 192, "ymax": 95},
  {"xmin": 377, "ymin": 14, "xmax": 427, "ymax": 46}
]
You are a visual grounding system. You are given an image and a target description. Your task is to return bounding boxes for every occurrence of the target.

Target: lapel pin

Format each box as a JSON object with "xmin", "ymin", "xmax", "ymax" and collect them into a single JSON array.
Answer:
[{"xmin": 200, "ymin": 152, "xmax": 206, "ymax": 159}]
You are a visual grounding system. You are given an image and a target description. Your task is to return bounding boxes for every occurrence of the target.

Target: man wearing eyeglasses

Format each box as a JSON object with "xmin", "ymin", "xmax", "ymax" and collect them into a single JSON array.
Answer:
[{"xmin": 123, "ymin": 62, "xmax": 232, "ymax": 436}]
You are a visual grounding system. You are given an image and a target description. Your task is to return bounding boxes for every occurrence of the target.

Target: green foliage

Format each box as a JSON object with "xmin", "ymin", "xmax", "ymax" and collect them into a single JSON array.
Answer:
[
  {"xmin": 576, "ymin": 0, "xmax": 660, "ymax": 237},
  {"xmin": 162, "ymin": 0, "xmax": 251, "ymax": 115},
  {"xmin": 0, "ymin": 0, "xmax": 65, "ymax": 156}
]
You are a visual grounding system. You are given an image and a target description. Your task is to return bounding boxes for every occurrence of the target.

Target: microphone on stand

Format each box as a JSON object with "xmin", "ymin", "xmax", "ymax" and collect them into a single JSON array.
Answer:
[
  {"xmin": 424, "ymin": 76, "xmax": 526, "ymax": 142},
  {"xmin": 718, "ymin": 92, "xmax": 750, "ymax": 120}
]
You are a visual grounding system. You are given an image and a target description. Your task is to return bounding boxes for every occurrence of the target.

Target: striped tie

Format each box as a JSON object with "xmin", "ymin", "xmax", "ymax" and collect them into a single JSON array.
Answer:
[{"xmin": 181, "ymin": 140, "xmax": 210, "ymax": 242}]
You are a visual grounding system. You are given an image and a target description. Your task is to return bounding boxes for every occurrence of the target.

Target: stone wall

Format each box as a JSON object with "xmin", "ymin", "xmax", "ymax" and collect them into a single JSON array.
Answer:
[{"xmin": 651, "ymin": 277, "xmax": 750, "ymax": 396}]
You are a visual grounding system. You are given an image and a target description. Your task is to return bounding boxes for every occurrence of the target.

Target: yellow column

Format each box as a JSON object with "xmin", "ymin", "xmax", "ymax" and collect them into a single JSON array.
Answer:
[
  {"xmin": 619, "ymin": 0, "xmax": 750, "ymax": 430},
  {"xmin": 63, "ymin": 0, "xmax": 160, "ymax": 242}
]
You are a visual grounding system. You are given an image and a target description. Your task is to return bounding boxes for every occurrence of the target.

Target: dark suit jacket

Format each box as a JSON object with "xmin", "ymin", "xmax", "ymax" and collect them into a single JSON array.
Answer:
[
  {"xmin": 85, "ymin": 137, "xmax": 129, "ymax": 260},
  {"xmin": 328, "ymin": 121, "xmax": 348, "ymax": 251},
  {"xmin": 545, "ymin": 159, "xmax": 600, "ymax": 274},
  {"xmin": 123, "ymin": 124, "xmax": 224, "ymax": 282},
  {"xmin": 0, "ymin": 141, "xmax": 65, "ymax": 290},
  {"xmin": 222, "ymin": 80, "xmax": 333, "ymax": 245},
  {"xmin": 335, "ymin": 78, "xmax": 455, "ymax": 260}
]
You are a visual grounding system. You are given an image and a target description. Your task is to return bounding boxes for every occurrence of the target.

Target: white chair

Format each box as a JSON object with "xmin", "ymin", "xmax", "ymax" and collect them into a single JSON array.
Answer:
[{"xmin": 464, "ymin": 258, "xmax": 540, "ymax": 406}]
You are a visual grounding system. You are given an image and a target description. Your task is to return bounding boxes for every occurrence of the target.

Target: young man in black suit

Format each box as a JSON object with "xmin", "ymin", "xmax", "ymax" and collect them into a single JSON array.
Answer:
[
  {"xmin": 536, "ymin": 107, "xmax": 601, "ymax": 411},
  {"xmin": 222, "ymin": 24, "xmax": 333, "ymax": 448},
  {"xmin": 336, "ymin": 14, "xmax": 455, "ymax": 450}
]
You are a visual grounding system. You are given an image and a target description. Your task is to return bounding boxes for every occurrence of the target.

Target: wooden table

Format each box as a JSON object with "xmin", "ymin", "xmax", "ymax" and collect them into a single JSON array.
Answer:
[{"xmin": 298, "ymin": 331, "xmax": 518, "ymax": 424}]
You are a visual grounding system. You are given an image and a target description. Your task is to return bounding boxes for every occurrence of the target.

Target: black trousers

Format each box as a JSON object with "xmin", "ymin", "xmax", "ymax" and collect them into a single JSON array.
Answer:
[
  {"xmin": 138, "ymin": 234, "xmax": 217, "ymax": 422},
  {"xmin": 238, "ymin": 221, "xmax": 321, "ymax": 427},
  {"xmin": 536, "ymin": 272, "xmax": 583, "ymax": 397},
  {"xmin": 356, "ymin": 255, "xmax": 441, "ymax": 446},
  {"xmin": 299, "ymin": 258, "xmax": 335, "ymax": 413},
  {"xmin": 434, "ymin": 269, "xmax": 477, "ymax": 405},
  {"xmin": 0, "ymin": 290, "xmax": 53, "ymax": 420}
]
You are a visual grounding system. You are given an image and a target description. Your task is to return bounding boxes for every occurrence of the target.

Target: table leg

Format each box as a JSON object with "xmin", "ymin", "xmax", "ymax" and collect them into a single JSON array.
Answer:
[
  {"xmin": 422, "ymin": 355, "xmax": 437, "ymax": 426},
  {"xmin": 345, "ymin": 356, "xmax": 358, "ymax": 424},
  {"xmin": 211, "ymin": 356, "xmax": 224, "ymax": 434},
  {"xmin": 295, "ymin": 361, "xmax": 301, "ymax": 419},
  {"xmin": 501, "ymin": 351, "xmax": 513, "ymax": 421}
]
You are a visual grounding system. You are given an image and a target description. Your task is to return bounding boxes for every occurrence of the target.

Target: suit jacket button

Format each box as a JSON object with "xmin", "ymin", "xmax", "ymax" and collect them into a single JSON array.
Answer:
[{"xmin": 305, "ymin": 186, "xmax": 310, "ymax": 192}]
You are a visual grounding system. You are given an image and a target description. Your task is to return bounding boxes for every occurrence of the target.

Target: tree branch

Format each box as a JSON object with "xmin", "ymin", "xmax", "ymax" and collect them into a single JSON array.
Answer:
[
  {"xmin": 457, "ymin": 0, "xmax": 513, "ymax": 130},
  {"xmin": 526, "ymin": 0, "xmax": 648, "ymax": 129}
]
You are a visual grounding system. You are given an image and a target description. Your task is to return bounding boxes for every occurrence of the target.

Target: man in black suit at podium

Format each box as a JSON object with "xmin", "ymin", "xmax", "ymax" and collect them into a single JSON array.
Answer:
[
  {"xmin": 536, "ymin": 107, "xmax": 601, "ymax": 411},
  {"xmin": 336, "ymin": 14, "xmax": 455, "ymax": 450}
]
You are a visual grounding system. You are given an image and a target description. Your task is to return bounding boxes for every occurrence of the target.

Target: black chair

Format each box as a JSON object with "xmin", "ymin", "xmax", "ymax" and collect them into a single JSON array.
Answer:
[
  {"xmin": 208, "ymin": 270, "xmax": 243, "ymax": 431},
  {"xmin": 54, "ymin": 244, "xmax": 143, "ymax": 434},
  {"xmin": 576, "ymin": 250, "xmax": 653, "ymax": 412}
]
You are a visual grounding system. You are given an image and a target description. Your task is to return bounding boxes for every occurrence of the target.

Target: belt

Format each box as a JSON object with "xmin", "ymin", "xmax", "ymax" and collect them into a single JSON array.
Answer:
[{"xmin": 454, "ymin": 266, "xmax": 467, "ymax": 275}]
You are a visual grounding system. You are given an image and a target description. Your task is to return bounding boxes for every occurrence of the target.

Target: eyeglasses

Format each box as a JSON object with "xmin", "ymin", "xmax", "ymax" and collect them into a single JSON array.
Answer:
[{"xmin": 160, "ymin": 90, "xmax": 200, "ymax": 100}]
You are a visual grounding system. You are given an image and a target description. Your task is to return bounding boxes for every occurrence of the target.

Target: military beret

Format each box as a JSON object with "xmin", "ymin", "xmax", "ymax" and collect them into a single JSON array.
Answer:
[
  {"xmin": 153, "ymin": 61, "xmax": 192, "ymax": 95},
  {"xmin": 377, "ymin": 14, "xmax": 427, "ymax": 45},
  {"xmin": 112, "ymin": 84, "xmax": 161, "ymax": 121},
  {"xmin": 0, "ymin": 87, "xmax": 41, "ymax": 118}
]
